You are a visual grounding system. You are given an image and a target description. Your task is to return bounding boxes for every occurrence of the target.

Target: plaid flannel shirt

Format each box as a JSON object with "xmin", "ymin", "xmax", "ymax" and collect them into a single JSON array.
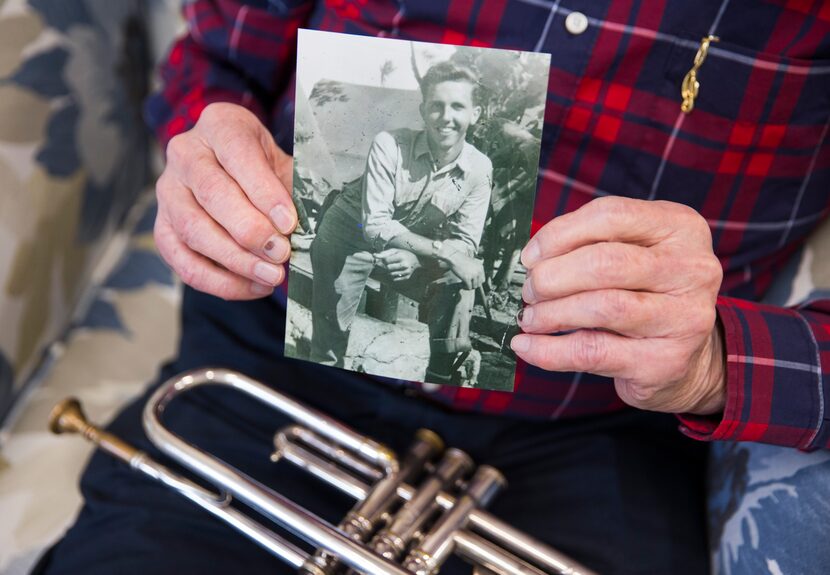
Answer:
[{"xmin": 146, "ymin": 0, "xmax": 830, "ymax": 450}]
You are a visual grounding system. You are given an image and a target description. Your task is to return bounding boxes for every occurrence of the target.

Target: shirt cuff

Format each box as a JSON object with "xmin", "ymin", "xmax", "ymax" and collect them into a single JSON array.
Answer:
[{"xmin": 677, "ymin": 295, "xmax": 826, "ymax": 450}]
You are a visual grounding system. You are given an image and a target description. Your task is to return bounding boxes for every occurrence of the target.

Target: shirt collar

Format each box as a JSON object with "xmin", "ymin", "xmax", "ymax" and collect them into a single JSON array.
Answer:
[{"xmin": 415, "ymin": 129, "xmax": 474, "ymax": 175}]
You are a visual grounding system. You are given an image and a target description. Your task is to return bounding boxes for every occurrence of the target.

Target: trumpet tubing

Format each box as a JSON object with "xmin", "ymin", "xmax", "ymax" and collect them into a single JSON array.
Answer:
[{"xmin": 49, "ymin": 368, "xmax": 597, "ymax": 575}]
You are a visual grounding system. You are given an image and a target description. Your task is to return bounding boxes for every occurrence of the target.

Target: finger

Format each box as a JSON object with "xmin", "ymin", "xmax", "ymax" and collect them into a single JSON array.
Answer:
[
  {"xmin": 381, "ymin": 253, "xmax": 405, "ymax": 264},
  {"xmin": 518, "ymin": 289, "xmax": 683, "ymax": 339},
  {"xmin": 375, "ymin": 249, "xmax": 397, "ymax": 259},
  {"xmin": 510, "ymin": 329, "xmax": 635, "ymax": 378},
  {"xmin": 172, "ymin": 150, "xmax": 291, "ymax": 265},
  {"xmin": 521, "ymin": 197, "xmax": 710, "ymax": 267},
  {"xmin": 164, "ymin": 187, "xmax": 285, "ymax": 287},
  {"xmin": 196, "ymin": 107, "xmax": 297, "ymax": 234},
  {"xmin": 522, "ymin": 242, "xmax": 670, "ymax": 304},
  {"xmin": 512, "ymin": 329, "xmax": 704, "ymax": 411},
  {"xmin": 154, "ymin": 210, "xmax": 274, "ymax": 300},
  {"xmin": 386, "ymin": 262, "xmax": 409, "ymax": 272}
]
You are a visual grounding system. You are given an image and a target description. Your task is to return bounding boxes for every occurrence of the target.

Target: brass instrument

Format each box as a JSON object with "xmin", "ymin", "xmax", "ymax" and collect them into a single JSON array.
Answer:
[{"xmin": 49, "ymin": 368, "xmax": 597, "ymax": 575}]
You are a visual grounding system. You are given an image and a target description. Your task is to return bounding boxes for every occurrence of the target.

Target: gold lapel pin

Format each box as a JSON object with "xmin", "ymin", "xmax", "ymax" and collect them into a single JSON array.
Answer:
[{"xmin": 681, "ymin": 35, "xmax": 719, "ymax": 113}]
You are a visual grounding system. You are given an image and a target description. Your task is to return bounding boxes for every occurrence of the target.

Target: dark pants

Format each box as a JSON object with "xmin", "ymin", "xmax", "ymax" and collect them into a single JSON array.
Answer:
[
  {"xmin": 35, "ymin": 287, "xmax": 709, "ymax": 575},
  {"xmin": 309, "ymin": 205, "xmax": 474, "ymax": 374}
]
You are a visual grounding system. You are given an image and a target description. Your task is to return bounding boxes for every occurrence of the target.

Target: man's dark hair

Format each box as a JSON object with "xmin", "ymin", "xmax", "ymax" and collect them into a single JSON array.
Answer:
[{"xmin": 419, "ymin": 61, "xmax": 481, "ymax": 104}]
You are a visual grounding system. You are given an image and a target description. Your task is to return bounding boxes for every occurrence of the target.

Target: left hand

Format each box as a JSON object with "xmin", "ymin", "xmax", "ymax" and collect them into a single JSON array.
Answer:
[
  {"xmin": 511, "ymin": 197, "xmax": 726, "ymax": 415},
  {"xmin": 446, "ymin": 252, "xmax": 486, "ymax": 290},
  {"xmin": 376, "ymin": 248, "xmax": 421, "ymax": 281}
]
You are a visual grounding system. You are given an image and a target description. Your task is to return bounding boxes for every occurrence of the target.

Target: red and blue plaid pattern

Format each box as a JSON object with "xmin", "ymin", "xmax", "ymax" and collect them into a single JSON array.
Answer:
[{"xmin": 146, "ymin": 0, "xmax": 830, "ymax": 450}]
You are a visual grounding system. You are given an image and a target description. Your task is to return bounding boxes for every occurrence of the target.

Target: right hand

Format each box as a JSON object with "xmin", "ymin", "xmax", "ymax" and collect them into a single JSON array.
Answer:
[
  {"xmin": 376, "ymin": 248, "xmax": 421, "ymax": 281},
  {"xmin": 154, "ymin": 102, "xmax": 297, "ymax": 300},
  {"xmin": 449, "ymin": 253, "xmax": 486, "ymax": 290}
]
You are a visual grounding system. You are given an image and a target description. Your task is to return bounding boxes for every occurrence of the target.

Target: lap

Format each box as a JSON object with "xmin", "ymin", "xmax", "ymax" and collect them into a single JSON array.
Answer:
[{"xmin": 36, "ymin": 288, "xmax": 710, "ymax": 575}]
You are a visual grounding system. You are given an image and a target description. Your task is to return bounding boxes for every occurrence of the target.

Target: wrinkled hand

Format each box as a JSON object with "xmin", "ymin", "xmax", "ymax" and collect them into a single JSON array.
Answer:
[
  {"xmin": 449, "ymin": 253, "xmax": 485, "ymax": 290},
  {"xmin": 154, "ymin": 103, "xmax": 296, "ymax": 300},
  {"xmin": 511, "ymin": 197, "xmax": 726, "ymax": 415},
  {"xmin": 376, "ymin": 248, "xmax": 421, "ymax": 281}
]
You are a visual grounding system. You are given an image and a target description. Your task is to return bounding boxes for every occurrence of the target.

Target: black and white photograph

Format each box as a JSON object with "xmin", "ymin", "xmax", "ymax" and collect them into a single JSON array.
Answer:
[{"xmin": 285, "ymin": 29, "xmax": 549, "ymax": 391}]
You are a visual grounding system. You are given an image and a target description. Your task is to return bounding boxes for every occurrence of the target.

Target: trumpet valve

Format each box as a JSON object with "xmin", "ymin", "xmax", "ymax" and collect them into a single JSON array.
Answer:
[
  {"xmin": 371, "ymin": 530, "xmax": 408, "ymax": 560},
  {"xmin": 402, "ymin": 548, "xmax": 434, "ymax": 575}
]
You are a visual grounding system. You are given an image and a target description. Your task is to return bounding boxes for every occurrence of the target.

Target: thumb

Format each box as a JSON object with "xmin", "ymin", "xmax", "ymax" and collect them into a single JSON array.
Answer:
[{"xmin": 262, "ymin": 130, "xmax": 294, "ymax": 189}]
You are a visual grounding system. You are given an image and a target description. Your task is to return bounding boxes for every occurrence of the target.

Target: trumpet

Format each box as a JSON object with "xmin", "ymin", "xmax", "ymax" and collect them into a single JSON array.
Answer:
[{"xmin": 49, "ymin": 368, "xmax": 597, "ymax": 575}]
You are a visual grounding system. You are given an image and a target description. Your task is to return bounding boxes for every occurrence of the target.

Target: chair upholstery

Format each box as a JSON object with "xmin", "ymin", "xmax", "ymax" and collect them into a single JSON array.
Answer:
[{"xmin": 0, "ymin": 0, "xmax": 152, "ymax": 421}]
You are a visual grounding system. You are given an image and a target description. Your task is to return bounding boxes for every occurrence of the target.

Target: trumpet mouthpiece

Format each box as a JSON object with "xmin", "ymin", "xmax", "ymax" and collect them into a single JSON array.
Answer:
[
  {"xmin": 48, "ymin": 397, "xmax": 139, "ymax": 462},
  {"xmin": 49, "ymin": 397, "xmax": 88, "ymax": 435}
]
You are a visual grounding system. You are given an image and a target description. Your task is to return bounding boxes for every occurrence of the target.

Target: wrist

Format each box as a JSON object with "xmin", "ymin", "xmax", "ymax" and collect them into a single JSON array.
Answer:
[
  {"xmin": 689, "ymin": 318, "xmax": 727, "ymax": 415},
  {"xmin": 432, "ymin": 240, "xmax": 456, "ymax": 264}
]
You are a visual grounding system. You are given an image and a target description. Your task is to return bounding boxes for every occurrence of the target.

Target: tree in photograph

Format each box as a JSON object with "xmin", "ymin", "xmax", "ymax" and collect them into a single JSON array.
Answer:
[
  {"xmin": 380, "ymin": 60, "xmax": 395, "ymax": 86},
  {"xmin": 449, "ymin": 48, "xmax": 547, "ymax": 298}
]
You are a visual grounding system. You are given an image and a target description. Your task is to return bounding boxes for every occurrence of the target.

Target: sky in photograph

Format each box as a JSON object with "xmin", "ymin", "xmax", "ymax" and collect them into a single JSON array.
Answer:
[{"xmin": 297, "ymin": 29, "xmax": 457, "ymax": 92}]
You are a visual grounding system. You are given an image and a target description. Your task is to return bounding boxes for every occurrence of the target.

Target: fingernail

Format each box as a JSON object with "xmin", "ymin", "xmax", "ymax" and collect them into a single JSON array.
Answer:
[
  {"xmin": 522, "ymin": 240, "xmax": 540, "ymax": 267},
  {"xmin": 254, "ymin": 261, "xmax": 284, "ymax": 285},
  {"xmin": 511, "ymin": 334, "xmax": 530, "ymax": 353},
  {"xmin": 522, "ymin": 280, "xmax": 536, "ymax": 303},
  {"xmin": 263, "ymin": 235, "xmax": 289, "ymax": 263},
  {"xmin": 517, "ymin": 306, "xmax": 532, "ymax": 326},
  {"xmin": 270, "ymin": 204, "xmax": 295, "ymax": 235},
  {"xmin": 251, "ymin": 282, "xmax": 274, "ymax": 295}
]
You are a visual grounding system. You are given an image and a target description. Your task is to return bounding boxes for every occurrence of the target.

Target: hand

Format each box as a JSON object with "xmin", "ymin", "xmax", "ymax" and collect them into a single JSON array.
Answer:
[
  {"xmin": 511, "ymin": 197, "xmax": 726, "ymax": 415},
  {"xmin": 154, "ymin": 103, "xmax": 296, "ymax": 300},
  {"xmin": 376, "ymin": 248, "xmax": 421, "ymax": 281},
  {"xmin": 448, "ymin": 253, "xmax": 485, "ymax": 290}
]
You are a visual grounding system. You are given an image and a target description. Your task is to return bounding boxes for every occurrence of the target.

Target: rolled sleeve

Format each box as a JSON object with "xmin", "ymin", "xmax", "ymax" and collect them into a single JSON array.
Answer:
[
  {"xmin": 361, "ymin": 132, "xmax": 408, "ymax": 250},
  {"xmin": 677, "ymin": 295, "xmax": 830, "ymax": 451}
]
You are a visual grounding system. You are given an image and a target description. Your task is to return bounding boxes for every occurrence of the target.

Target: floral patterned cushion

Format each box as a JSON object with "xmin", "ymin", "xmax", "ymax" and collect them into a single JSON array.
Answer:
[
  {"xmin": 0, "ymin": 0, "xmax": 152, "ymax": 421},
  {"xmin": 707, "ymin": 214, "xmax": 830, "ymax": 574}
]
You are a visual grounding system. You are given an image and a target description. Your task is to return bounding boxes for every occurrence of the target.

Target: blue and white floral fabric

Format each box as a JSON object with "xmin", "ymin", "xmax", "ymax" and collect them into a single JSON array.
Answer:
[
  {"xmin": 709, "ymin": 442, "xmax": 830, "ymax": 575},
  {"xmin": 709, "ymin": 216, "xmax": 830, "ymax": 575},
  {"xmin": 0, "ymin": 199, "xmax": 179, "ymax": 575},
  {"xmin": 0, "ymin": 0, "xmax": 152, "ymax": 421}
]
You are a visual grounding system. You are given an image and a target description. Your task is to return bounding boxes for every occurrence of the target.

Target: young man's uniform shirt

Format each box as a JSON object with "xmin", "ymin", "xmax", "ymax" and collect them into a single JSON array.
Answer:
[{"xmin": 333, "ymin": 128, "xmax": 493, "ymax": 255}]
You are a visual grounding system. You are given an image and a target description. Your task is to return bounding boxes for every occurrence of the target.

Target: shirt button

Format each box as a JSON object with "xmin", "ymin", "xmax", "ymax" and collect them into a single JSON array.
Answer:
[{"xmin": 565, "ymin": 11, "xmax": 589, "ymax": 35}]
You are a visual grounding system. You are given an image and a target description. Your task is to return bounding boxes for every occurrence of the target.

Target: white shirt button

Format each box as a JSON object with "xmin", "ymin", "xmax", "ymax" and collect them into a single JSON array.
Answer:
[{"xmin": 565, "ymin": 11, "xmax": 589, "ymax": 35}]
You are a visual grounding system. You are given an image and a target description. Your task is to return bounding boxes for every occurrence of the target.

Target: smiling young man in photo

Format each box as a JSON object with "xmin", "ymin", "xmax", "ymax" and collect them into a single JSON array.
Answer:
[{"xmin": 307, "ymin": 61, "xmax": 493, "ymax": 384}]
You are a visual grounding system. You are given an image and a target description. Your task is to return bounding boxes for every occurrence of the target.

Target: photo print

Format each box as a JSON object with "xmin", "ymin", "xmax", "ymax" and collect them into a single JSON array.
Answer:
[{"xmin": 285, "ymin": 29, "xmax": 549, "ymax": 391}]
